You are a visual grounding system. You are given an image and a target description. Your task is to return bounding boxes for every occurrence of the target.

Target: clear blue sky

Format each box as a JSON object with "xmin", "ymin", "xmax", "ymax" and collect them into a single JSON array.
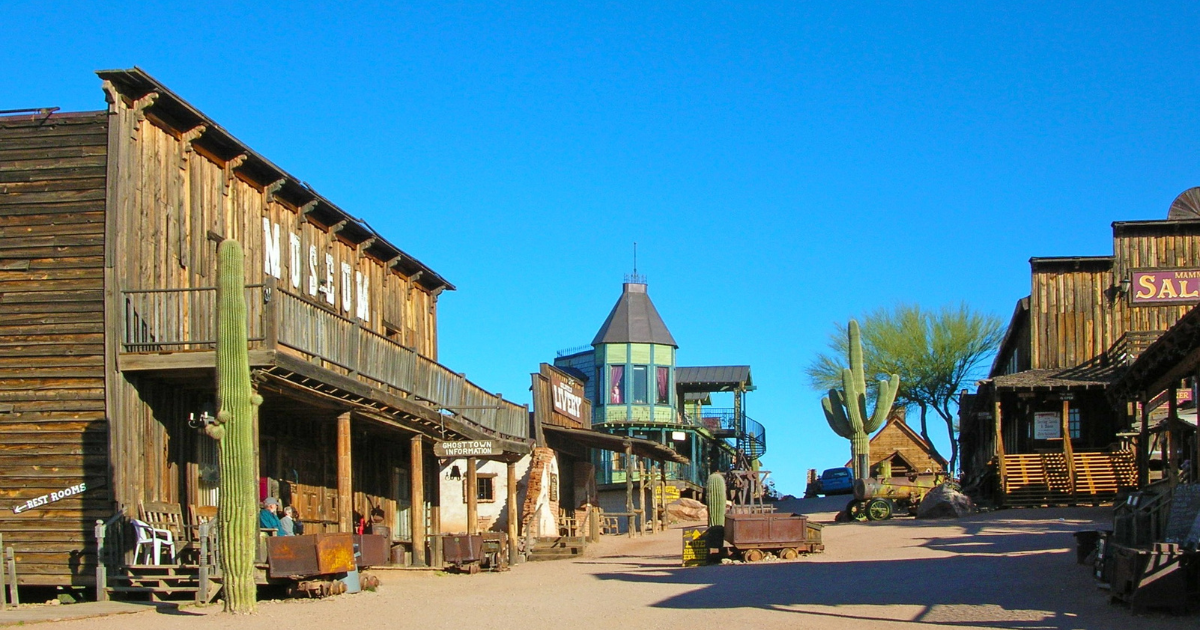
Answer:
[{"xmin": 6, "ymin": 2, "xmax": 1200, "ymax": 494}]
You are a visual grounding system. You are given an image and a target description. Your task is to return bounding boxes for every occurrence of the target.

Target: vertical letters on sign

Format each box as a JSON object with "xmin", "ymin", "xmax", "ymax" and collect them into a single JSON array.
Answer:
[
  {"xmin": 324, "ymin": 253, "xmax": 336, "ymax": 305},
  {"xmin": 262, "ymin": 218, "xmax": 282, "ymax": 279},
  {"xmin": 289, "ymin": 233, "xmax": 302, "ymax": 289},
  {"xmin": 308, "ymin": 245, "xmax": 319, "ymax": 296},
  {"xmin": 356, "ymin": 271, "xmax": 370, "ymax": 321},
  {"xmin": 341, "ymin": 263, "xmax": 353, "ymax": 313}
]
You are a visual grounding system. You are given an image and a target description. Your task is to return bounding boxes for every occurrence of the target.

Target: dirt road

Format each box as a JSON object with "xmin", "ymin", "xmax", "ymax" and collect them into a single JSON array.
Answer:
[{"xmin": 41, "ymin": 499, "xmax": 1194, "ymax": 630}]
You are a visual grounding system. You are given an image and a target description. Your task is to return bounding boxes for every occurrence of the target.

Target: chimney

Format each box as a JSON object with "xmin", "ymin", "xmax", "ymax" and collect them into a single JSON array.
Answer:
[{"xmin": 888, "ymin": 406, "xmax": 907, "ymax": 425}]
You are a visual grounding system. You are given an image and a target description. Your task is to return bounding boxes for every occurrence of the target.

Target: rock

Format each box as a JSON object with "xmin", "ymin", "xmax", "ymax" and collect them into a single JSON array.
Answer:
[
  {"xmin": 917, "ymin": 484, "xmax": 975, "ymax": 519},
  {"xmin": 666, "ymin": 498, "xmax": 708, "ymax": 523}
]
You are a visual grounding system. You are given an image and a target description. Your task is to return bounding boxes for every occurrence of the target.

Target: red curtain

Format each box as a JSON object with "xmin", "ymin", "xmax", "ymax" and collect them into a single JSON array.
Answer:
[
  {"xmin": 610, "ymin": 365, "xmax": 624, "ymax": 404},
  {"xmin": 656, "ymin": 366, "xmax": 669, "ymax": 404}
]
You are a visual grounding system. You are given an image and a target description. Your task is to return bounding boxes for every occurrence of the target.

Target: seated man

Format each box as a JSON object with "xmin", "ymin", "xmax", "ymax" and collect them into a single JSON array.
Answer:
[{"xmin": 259, "ymin": 497, "xmax": 285, "ymax": 536}]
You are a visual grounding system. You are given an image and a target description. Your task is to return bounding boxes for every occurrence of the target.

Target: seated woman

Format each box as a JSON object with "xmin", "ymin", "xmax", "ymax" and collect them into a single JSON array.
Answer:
[
  {"xmin": 259, "ymin": 497, "xmax": 286, "ymax": 536},
  {"xmin": 280, "ymin": 505, "xmax": 303, "ymax": 536}
]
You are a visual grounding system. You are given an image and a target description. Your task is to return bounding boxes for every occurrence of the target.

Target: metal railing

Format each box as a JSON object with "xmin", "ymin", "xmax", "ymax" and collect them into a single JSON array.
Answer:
[
  {"xmin": 597, "ymin": 461, "xmax": 700, "ymax": 487},
  {"xmin": 120, "ymin": 283, "xmax": 528, "ymax": 441}
]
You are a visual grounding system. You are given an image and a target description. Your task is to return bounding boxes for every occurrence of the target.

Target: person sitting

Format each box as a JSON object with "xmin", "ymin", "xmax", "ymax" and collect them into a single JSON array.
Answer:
[
  {"xmin": 259, "ymin": 497, "xmax": 285, "ymax": 536},
  {"xmin": 280, "ymin": 505, "xmax": 302, "ymax": 536}
]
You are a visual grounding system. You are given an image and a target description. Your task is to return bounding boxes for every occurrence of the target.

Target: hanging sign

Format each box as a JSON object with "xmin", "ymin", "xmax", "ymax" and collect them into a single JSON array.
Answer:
[
  {"xmin": 13, "ymin": 482, "xmax": 89, "ymax": 514},
  {"xmin": 549, "ymin": 371, "xmax": 585, "ymax": 424},
  {"xmin": 1033, "ymin": 412, "xmax": 1061, "ymax": 440},
  {"xmin": 433, "ymin": 440, "xmax": 502, "ymax": 458}
]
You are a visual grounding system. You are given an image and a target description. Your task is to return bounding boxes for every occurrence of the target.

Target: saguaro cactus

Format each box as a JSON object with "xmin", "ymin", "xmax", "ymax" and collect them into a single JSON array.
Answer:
[
  {"xmin": 705, "ymin": 471, "xmax": 726, "ymax": 528},
  {"xmin": 821, "ymin": 320, "xmax": 900, "ymax": 480},
  {"xmin": 208, "ymin": 239, "xmax": 261, "ymax": 614}
]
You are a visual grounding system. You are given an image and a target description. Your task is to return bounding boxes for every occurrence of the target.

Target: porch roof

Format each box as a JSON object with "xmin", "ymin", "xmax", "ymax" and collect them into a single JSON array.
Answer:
[
  {"xmin": 542, "ymin": 425, "xmax": 688, "ymax": 463},
  {"xmin": 1108, "ymin": 303, "xmax": 1200, "ymax": 403},
  {"xmin": 990, "ymin": 367, "xmax": 1116, "ymax": 392}
]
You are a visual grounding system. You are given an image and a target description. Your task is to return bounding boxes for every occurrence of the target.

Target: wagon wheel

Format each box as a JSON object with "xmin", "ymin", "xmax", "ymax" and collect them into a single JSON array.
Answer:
[
  {"xmin": 779, "ymin": 548, "xmax": 799, "ymax": 560},
  {"xmin": 845, "ymin": 499, "xmax": 868, "ymax": 521},
  {"xmin": 743, "ymin": 548, "xmax": 765, "ymax": 562},
  {"xmin": 866, "ymin": 498, "xmax": 893, "ymax": 521}
]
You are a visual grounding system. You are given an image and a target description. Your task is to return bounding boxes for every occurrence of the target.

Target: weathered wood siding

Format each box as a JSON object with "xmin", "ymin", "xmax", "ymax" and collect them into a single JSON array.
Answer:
[
  {"xmin": 1112, "ymin": 223, "xmax": 1200, "ymax": 335},
  {"xmin": 1029, "ymin": 262, "xmax": 1113, "ymax": 370},
  {"xmin": 0, "ymin": 112, "xmax": 110, "ymax": 585}
]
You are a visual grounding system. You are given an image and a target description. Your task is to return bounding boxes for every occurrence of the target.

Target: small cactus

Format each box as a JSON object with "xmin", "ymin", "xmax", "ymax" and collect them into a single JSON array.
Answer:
[
  {"xmin": 706, "ymin": 471, "xmax": 727, "ymax": 528},
  {"xmin": 821, "ymin": 320, "xmax": 900, "ymax": 480},
  {"xmin": 210, "ymin": 240, "xmax": 260, "ymax": 614}
]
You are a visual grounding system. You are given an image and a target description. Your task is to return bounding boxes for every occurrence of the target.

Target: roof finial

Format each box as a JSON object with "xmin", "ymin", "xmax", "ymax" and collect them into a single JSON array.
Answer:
[{"xmin": 625, "ymin": 242, "xmax": 645, "ymax": 284}]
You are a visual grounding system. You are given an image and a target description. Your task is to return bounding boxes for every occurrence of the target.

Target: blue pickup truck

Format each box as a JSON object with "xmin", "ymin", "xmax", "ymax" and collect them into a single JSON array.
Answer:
[{"xmin": 817, "ymin": 467, "xmax": 855, "ymax": 496}]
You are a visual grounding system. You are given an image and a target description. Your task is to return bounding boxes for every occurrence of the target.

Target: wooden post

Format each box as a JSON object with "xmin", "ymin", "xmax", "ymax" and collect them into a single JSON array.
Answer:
[
  {"xmin": 1138, "ymin": 399, "xmax": 1150, "ymax": 488},
  {"xmin": 994, "ymin": 397, "xmax": 1006, "ymax": 497},
  {"xmin": 5, "ymin": 546, "xmax": 17, "ymax": 605},
  {"xmin": 1061, "ymin": 399, "xmax": 1075, "ymax": 495},
  {"xmin": 660, "ymin": 464, "xmax": 668, "ymax": 532},
  {"xmin": 1195, "ymin": 371, "xmax": 1200, "ymax": 483},
  {"xmin": 506, "ymin": 461, "xmax": 518, "ymax": 565},
  {"xmin": 466, "ymin": 457, "xmax": 478, "ymax": 535},
  {"xmin": 0, "ymin": 533, "xmax": 6, "ymax": 610},
  {"xmin": 263, "ymin": 276, "xmax": 279, "ymax": 349},
  {"xmin": 624, "ymin": 442, "xmax": 634, "ymax": 538},
  {"xmin": 337, "ymin": 412, "xmax": 352, "ymax": 532},
  {"xmin": 1167, "ymin": 386, "xmax": 1179, "ymax": 486},
  {"xmin": 410, "ymin": 435, "xmax": 426, "ymax": 566},
  {"xmin": 649, "ymin": 463, "xmax": 658, "ymax": 536}
]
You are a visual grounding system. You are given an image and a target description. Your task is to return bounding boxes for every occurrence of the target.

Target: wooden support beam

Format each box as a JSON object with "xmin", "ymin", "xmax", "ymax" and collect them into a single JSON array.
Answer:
[
  {"xmin": 507, "ymin": 461, "xmax": 518, "ymax": 565},
  {"xmin": 636, "ymin": 458, "xmax": 645, "ymax": 536},
  {"xmin": 1168, "ymin": 386, "xmax": 1179, "ymax": 486},
  {"xmin": 1061, "ymin": 399, "xmax": 1075, "ymax": 495},
  {"xmin": 1138, "ymin": 399, "xmax": 1150, "ymax": 488},
  {"xmin": 649, "ymin": 463, "xmax": 658, "ymax": 536},
  {"xmin": 264, "ymin": 178, "xmax": 286, "ymax": 204},
  {"xmin": 466, "ymin": 457, "xmax": 478, "ymax": 535},
  {"xmin": 337, "ymin": 412, "xmax": 352, "ymax": 532},
  {"xmin": 660, "ymin": 464, "xmax": 668, "ymax": 532},
  {"xmin": 410, "ymin": 435, "xmax": 426, "ymax": 566},
  {"xmin": 625, "ymin": 442, "xmax": 634, "ymax": 538}
]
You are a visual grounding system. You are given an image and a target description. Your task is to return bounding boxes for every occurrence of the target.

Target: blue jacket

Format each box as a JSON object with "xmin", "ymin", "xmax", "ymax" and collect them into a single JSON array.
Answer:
[{"xmin": 259, "ymin": 508, "xmax": 285, "ymax": 536}]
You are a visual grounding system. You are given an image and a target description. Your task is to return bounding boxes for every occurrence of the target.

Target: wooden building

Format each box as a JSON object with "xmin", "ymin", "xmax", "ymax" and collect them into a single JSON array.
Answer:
[
  {"xmin": 960, "ymin": 199, "xmax": 1200, "ymax": 506},
  {"xmin": 850, "ymin": 408, "xmax": 945, "ymax": 478},
  {"xmin": 0, "ymin": 69, "xmax": 530, "ymax": 592}
]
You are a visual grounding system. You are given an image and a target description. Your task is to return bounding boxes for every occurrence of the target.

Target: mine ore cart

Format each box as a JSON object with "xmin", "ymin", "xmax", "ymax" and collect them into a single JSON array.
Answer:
[
  {"xmin": 843, "ymin": 473, "xmax": 946, "ymax": 521},
  {"xmin": 722, "ymin": 469, "xmax": 825, "ymax": 562}
]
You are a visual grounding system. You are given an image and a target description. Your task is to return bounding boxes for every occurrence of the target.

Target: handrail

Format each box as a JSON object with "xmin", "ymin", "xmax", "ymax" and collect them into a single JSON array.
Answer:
[
  {"xmin": 94, "ymin": 510, "xmax": 126, "ymax": 602},
  {"xmin": 119, "ymin": 285, "xmax": 528, "ymax": 441}
]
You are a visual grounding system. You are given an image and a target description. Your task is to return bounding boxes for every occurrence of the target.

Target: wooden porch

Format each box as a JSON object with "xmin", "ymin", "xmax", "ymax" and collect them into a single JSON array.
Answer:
[{"xmin": 118, "ymin": 280, "xmax": 529, "ymax": 445}]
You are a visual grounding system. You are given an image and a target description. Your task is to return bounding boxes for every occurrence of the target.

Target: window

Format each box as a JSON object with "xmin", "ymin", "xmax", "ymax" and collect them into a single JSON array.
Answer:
[
  {"xmin": 609, "ymin": 365, "xmax": 625, "ymax": 404},
  {"xmin": 656, "ymin": 366, "xmax": 670, "ymax": 404},
  {"xmin": 1068, "ymin": 408, "xmax": 1081, "ymax": 440},
  {"xmin": 632, "ymin": 365, "xmax": 648, "ymax": 404},
  {"xmin": 464, "ymin": 474, "xmax": 496, "ymax": 503}
]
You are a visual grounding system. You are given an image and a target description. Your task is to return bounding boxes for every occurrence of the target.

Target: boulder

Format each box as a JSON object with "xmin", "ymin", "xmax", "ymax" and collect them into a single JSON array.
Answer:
[
  {"xmin": 916, "ymin": 484, "xmax": 975, "ymax": 519},
  {"xmin": 666, "ymin": 497, "xmax": 708, "ymax": 523}
]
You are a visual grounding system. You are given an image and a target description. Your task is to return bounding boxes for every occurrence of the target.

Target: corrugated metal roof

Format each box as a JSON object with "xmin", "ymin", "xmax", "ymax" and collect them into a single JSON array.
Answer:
[
  {"xmin": 591, "ymin": 283, "xmax": 677, "ymax": 347},
  {"xmin": 676, "ymin": 366, "xmax": 752, "ymax": 391}
]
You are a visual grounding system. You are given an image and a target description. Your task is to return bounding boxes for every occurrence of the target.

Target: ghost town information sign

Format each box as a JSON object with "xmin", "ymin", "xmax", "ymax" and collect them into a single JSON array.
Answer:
[{"xmin": 433, "ymin": 440, "xmax": 503, "ymax": 458}]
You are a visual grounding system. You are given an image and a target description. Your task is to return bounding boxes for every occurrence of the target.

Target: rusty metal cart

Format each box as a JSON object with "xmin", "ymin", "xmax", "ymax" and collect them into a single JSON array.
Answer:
[
  {"xmin": 441, "ymin": 533, "xmax": 508, "ymax": 574},
  {"xmin": 724, "ymin": 511, "xmax": 824, "ymax": 562}
]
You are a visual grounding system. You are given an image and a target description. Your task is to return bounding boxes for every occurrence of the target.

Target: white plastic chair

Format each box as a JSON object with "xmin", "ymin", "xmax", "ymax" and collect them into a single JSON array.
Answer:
[{"xmin": 131, "ymin": 518, "xmax": 176, "ymax": 565}]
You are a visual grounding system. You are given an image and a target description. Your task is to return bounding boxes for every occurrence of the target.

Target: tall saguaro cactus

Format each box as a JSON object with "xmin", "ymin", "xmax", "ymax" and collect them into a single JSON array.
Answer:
[
  {"xmin": 208, "ymin": 240, "xmax": 260, "ymax": 614},
  {"xmin": 821, "ymin": 320, "xmax": 900, "ymax": 480}
]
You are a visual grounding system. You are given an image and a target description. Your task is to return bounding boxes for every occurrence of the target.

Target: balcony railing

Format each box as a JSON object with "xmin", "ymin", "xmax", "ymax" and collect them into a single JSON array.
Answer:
[
  {"xmin": 597, "ymin": 461, "xmax": 700, "ymax": 487},
  {"xmin": 121, "ymin": 282, "xmax": 528, "ymax": 441},
  {"xmin": 1105, "ymin": 330, "xmax": 1164, "ymax": 368}
]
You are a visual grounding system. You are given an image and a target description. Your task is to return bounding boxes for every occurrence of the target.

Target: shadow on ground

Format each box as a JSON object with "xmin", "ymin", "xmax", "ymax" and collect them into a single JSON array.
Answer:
[{"xmin": 590, "ymin": 517, "xmax": 1188, "ymax": 629}]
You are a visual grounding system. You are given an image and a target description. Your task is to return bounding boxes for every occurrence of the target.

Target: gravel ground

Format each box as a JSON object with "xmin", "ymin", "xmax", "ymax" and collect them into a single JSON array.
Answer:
[{"xmin": 36, "ymin": 498, "xmax": 1196, "ymax": 630}]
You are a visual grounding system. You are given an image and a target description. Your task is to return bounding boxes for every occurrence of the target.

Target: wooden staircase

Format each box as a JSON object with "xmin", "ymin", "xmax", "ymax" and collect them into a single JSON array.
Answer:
[
  {"xmin": 107, "ymin": 564, "xmax": 222, "ymax": 603},
  {"xmin": 1001, "ymin": 450, "xmax": 1137, "ymax": 507},
  {"xmin": 528, "ymin": 536, "xmax": 586, "ymax": 562}
]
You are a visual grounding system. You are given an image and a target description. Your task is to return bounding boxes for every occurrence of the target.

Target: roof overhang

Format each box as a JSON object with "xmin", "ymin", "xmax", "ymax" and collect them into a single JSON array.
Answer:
[{"xmin": 541, "ymin": 425, "xmax": 688, "ymax": 463}]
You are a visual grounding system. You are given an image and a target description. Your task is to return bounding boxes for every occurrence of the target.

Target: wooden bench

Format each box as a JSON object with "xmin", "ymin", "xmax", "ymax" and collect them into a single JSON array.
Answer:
[{"xmin": 140, "ymin": 502, "xmax": 188, "ymax": 544}]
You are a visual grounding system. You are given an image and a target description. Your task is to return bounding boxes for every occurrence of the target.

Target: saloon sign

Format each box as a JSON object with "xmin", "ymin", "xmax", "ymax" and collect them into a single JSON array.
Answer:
[{"xmin": 1132, "ymin": 269, "xmax": 1200, "ymax": 305}]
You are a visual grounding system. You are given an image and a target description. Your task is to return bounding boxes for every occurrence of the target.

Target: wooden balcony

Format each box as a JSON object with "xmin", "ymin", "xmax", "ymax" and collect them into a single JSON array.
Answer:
[{"xmin": 119, "ymin": 281, "xmax": 528, "ymax": 442}]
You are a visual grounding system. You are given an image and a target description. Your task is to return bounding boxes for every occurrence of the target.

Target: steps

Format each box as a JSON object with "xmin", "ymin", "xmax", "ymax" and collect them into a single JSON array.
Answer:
[
  {"xmin": 108, "ymin": 564, "xmax": 221, "ymax": 603},
  {"xmin": 528, "ymin": 536, "xmax": 585, "ymax": 562},
  {"xmin": 1001, "ymin": 450, "xmax": 1138, "ymax": 507}
]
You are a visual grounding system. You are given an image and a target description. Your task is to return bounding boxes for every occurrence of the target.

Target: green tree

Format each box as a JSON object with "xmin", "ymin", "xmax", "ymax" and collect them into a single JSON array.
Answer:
[{"xmin": 807, "ymin": 303, "xmax": 1003, "ymax": 473}]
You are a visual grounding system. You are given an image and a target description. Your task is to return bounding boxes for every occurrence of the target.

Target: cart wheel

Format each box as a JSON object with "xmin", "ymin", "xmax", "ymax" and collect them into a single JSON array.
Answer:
[
  {"xmin": 866, "ymin": 498, "xmax": 893, "ymax": 521},
  {"xmin": 743, "ymin": 549, "xmax": 764, "ymax": 562},
  {"xmin": 846, "ymin": 499, "xmax": 867, "ymax": 521},
  {"xmin": 779, "ymin": 548, "xmax": 799, "ymax": 560}
]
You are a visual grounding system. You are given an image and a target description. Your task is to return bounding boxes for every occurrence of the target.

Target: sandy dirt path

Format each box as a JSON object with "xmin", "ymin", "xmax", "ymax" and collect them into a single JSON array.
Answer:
[{"xmin": 38, "ymin": 499, "xmax": 1194, "ymax": 630}]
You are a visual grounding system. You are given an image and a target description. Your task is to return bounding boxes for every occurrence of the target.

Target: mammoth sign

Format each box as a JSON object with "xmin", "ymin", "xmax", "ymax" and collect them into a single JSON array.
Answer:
[{"xmin": 1132, "ymin": 268, "xmax": 1200, "ymax": 305}]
